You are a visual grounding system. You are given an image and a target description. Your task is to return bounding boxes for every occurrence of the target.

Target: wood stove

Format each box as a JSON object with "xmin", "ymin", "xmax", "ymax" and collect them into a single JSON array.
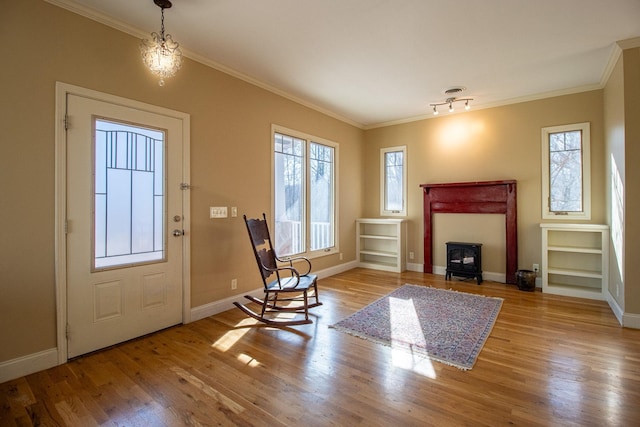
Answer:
[{"xmin": 445, "ymin": 242, "xmax": 483, "ymax": 285}]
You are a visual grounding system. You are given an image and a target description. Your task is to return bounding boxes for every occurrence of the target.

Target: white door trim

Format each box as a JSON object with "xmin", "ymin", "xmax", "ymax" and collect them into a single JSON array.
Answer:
[{"xmin": 54, "ymin": 82, "xmax": 191, "ymax": 365}]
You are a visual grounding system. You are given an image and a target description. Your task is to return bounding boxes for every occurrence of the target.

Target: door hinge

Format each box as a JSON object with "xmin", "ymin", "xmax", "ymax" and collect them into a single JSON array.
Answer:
[
  {"xmin": 64, "ymin": 114, "xmax": 70, "ymax": 130},
  {"xmin": 66, "ymin": 323, "xmax": 70, "ymax": 339},
  {"xmin": 180, "ymin": 183, "xmax": 191, "ymax": 190},
  {"xmin": 64, "ymin": 220, "xmax": 69, "ymax": 235}
]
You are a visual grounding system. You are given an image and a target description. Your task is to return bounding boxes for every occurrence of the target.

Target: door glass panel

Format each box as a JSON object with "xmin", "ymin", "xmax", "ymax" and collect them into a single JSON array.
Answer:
[{"xmin": 94, "ymin": 119, "xmax": 166, "ymax": 270}]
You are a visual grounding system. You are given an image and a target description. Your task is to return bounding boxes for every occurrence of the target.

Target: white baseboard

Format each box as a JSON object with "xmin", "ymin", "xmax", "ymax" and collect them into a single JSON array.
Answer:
[
  {"xmin": 0, "ymin": 348, "xmax": 58, "ymax": 384},
  {"xmin": 190, "ymin": 288, "xmax": 264, "ymax": 322},
  {"xmin": 432, "ymin": 265, "xmax": 507, "ymax": 284},
  {"xmin": 606, "ymin": 289, "xmax": 624, "ymax": 326},
  {"xmin": 316, "ymin": 260, "xmax": 359, "ymax": 279},
  {"xmin": 407, "ymin": 262, "xmax": 422, "ymax": 272},
  {"xmin": 602, "ymin": 288, "xmax": 640, "ymax": 329},
  {"xmin": 190, "ymin": 260, "xmax": 359, "ymax": 322},
  {"xmin": 408, "ymin": 263, "xmax": 539, "ymax": 286},
  {"xmin": 623, "ymin": 312, "xmax": 640, "ymax": 329}
]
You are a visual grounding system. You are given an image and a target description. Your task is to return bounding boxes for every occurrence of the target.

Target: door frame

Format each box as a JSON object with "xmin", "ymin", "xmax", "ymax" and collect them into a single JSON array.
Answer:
[{"xmin": 54, "ymin": 82, "xmax": 191, "ymax": 364}]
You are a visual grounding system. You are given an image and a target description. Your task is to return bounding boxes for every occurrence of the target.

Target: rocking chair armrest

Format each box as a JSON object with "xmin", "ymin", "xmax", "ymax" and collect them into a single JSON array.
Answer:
[
  {"xmin": 276, "ymin": 255, "xmax": 313, "ymax": 276},
  {"xmin": 263, "ymin": 265, "xmax": 299, "ymax": 276}
]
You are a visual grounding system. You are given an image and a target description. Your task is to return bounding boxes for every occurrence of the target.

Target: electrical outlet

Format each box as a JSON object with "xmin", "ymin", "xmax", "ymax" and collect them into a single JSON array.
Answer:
[
  {"xmin": 533, "ymin": 264, "xmax": 539, "ymax": 273},
  {"xmin": 409, "ymin": 251, "xmax": 415, "ymax": 260},
  {"xmin": 231, "ymin": 279, "xmax": 237, "ymax": 290},
  {"xmin": 339, "ymin": 252, "xmax": 343, "ymax": 260},
  {"xmin": 231, "ymin": 207, "xmax": 237, "ymax": 217}
]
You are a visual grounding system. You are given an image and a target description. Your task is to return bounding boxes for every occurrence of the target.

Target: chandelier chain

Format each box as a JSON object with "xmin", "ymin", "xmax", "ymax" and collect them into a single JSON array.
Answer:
[{"xmin": 160, "ymin": 7, "xmax": 165, "ymax": 40}]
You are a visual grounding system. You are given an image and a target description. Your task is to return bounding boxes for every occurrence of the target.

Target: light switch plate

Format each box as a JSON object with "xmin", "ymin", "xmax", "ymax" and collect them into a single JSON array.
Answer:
[{"xmin": 210, "ymin": 206, "xmax": 227, "ymax": 218}]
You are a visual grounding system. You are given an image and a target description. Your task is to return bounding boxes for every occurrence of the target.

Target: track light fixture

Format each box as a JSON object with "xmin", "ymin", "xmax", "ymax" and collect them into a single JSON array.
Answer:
[{"xmin": 430, "ymin": 97, "xmax": 474, "ymax": 115}]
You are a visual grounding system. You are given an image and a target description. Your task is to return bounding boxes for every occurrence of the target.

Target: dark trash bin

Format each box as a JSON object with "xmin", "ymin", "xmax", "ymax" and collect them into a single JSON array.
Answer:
[{"xmin": 516, "ymin": 269, "xmax": 536, "ymax": 292}]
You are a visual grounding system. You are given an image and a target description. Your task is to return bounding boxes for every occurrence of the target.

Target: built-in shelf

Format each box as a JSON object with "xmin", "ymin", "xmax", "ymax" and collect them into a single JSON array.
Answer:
[
  {"xmin": 541, "ymin": 223, "xmax": 608, "ymax": 300},
  {"xmin": 356, "ymin": 218, "xmax": 406, "ymax": 272}
]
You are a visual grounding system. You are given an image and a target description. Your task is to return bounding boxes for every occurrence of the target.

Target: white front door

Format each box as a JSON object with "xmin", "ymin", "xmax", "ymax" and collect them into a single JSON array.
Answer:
[{"xmin": 65, "ymin": 92, "xmax": 186, "ymax": 358}]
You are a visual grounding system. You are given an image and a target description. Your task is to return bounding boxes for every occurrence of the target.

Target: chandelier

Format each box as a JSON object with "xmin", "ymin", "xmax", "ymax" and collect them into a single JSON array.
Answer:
[{"xmin": 140, "ymin": 0, "xmax": 183, "ymax": 86}]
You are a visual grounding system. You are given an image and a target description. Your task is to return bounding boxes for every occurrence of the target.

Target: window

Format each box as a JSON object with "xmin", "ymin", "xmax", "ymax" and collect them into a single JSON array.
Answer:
[
  {"xmin": 541, "ymin": 122, "xmax": 591, "ymax": 220},
  {"xmin": 273, "ymin": 126, "xmax": 338, "ymax": 257},
  {"xmin": 380, "ymin": 146, "xmax": 407, "ymax": 216}
]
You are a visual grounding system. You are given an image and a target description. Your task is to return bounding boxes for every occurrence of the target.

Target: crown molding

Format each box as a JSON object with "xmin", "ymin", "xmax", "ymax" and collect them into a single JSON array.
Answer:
[
  {"xmin": 364, "ymin": 83, "xmax": 603, "ymax": 130},
  {"xmin": 45, "ymin": 0, "xmax": 628, "ymax": 132},
  {"xmin": 600, "ymin": 43, "xmax": 623, "ymax": 88},
  {"xmin": 45, "ymin": 0, "xmax": 148, "ymax": 39},
  {"xmin": 617, "ymin": 36, "xmax": 640, "ymax": 50},
  {"xmin": 44, "ymin": 0, "xmax": 365, "ymax": 129}
]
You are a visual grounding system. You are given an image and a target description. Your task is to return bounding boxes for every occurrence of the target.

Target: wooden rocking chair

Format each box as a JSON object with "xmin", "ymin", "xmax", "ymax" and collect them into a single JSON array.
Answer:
[{"xmin": 234, "ymin": 213, "xmax": 322, "ymax": 326}]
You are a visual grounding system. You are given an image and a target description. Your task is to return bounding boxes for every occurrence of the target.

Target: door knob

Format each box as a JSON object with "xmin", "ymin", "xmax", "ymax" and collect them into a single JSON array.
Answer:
[{"xmin": 173, "ymin": 229, "xmax": 184, "ymax": 237}]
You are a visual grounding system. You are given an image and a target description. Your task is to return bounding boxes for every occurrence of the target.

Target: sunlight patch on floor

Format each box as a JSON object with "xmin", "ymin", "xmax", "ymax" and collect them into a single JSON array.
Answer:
[
  {"xmin": 211, "ymin": 318, "xmax": 256, "ymax": 351},
  {"xmin": 271, "ymin": 312, "xmax": 299, "ymax": 321},
  {"xmin": 389, "ymin": 297, "xmax": 436, "ymax": 379},
  {"xmin": 391, "ymin": 348, "xmax": 437, "ymax": 379},
  {"xmin": 237, "ymin": 353, "xmax": 261, "ymax": 367}
]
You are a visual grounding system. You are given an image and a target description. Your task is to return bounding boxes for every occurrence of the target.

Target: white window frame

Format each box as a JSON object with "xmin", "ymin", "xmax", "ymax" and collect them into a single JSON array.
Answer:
[
  {"xmin": 380, "ymin": 145, "xmax": 407, "ymax": 216},
  {"xmin": 541, "ymin": 122, "xmax": 591, "ymax": 220},
  {"xmin": 272, "ymin": 124, "xmax": 339, "ymax": 259}
]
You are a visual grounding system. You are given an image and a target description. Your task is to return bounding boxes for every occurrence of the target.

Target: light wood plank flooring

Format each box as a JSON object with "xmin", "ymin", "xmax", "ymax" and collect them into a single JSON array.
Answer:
[{"xmin": 2, "ymin": 269, "xmax": 640, "ymax": 426}]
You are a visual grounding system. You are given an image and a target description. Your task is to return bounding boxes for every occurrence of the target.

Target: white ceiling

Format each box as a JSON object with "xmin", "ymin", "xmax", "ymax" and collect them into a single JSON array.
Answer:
[{"xmin": 50, "ymin": 0, "xmax": 640, "ymax": 128}]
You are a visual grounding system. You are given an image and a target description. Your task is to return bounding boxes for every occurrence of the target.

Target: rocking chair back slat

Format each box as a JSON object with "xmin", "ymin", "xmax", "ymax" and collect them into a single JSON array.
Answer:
[
  {"xmin": 256, "ymin": 248, "xmax": 277, "ymax": 281},
  {"xmin": 245, "ymin": 216, "xmax": 278, "ymax": 285}
]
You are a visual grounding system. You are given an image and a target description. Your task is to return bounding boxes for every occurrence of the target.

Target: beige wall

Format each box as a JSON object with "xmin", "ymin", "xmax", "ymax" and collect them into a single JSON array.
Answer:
[
  {"xmin": 0, "ymin": 0, "xmax": 364, "ymax": 363},
  {"xmin": 604, "ymin": 55, "xmax": 625, "ymax": 308},
  {"xmin": 364, "ymin": 91, "xmax": 606, "ymax": 276},
  {"xmin": 622, "ymin": 47, "xmax": 640, "ymax": 315},
  {"xmin": 604, "ymin": 43, "xmax": 640, "ymax": 319}
]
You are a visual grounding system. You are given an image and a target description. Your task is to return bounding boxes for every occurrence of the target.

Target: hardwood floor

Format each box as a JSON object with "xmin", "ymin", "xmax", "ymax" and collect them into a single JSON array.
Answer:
[{"xmin": 2, "ymin": 269, "xmax": 640, "ymax": 426}]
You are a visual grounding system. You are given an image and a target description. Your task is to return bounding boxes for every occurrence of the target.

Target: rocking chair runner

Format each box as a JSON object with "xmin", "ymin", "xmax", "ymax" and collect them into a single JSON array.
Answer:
[{"xmin": 234, "ymin": 213, "xmax": 322, "ymax": 326}]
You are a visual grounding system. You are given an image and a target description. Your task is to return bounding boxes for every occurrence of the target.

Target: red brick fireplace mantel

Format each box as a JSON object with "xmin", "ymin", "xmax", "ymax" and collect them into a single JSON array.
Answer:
[{"xmin": 420, "ymin": 180, "xmax": 518, "ymax": 284}]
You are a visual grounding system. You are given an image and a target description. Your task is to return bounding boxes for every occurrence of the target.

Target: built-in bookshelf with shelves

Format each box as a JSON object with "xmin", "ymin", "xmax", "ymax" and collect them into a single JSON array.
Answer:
[
  {"xmin": 540, "ymin": 223, "xmax": 609, "ymax": 300},
  {"xmin": 356, "ymin": 218, "xmax": 406, "ymax": 272}
]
